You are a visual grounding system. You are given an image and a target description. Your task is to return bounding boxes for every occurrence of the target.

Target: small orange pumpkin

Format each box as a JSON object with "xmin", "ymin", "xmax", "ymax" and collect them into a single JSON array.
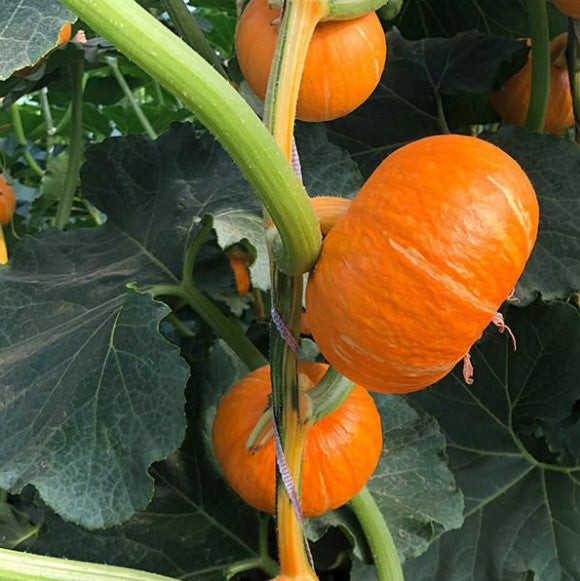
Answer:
[
  {"xmin": 551, "ymin": 0, "xmax": 580, "ymax": 17},
  {"xmin": 489, "ymin": 34, "xmax": 573, "ymax": 135},
  {"xmin": 235, "ymin": 0, "xmax": 387, "ymax": 122},
  {"xmin": 0, "ymin": 175, "xmax": 16, "ymax": 227},
  {"xmin": 212, "ymin": 362, "xmax": 382, "ymax": 516},
  {"xmin": 226, "ymin": 249, "xmax": 252, "ymax": 296},
  {"xmin": 305, "ymin": 135, "xmax": 539, "ymax": 393}
]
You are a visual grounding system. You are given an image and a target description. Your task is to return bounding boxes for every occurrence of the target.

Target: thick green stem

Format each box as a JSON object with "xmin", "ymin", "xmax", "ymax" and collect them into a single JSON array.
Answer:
[
  {"xmin": 567, "ymin": 18, "xmax": 580, "ymax": 144},
  {"xmin": 59, "ymin": 0, "xmax": 320, "ymax": 276},
  {"xmin": 525, "ymin": 0, "xmax": 551, "ymax": 133},
  {"xmin": 163, "ymin": 0, "xmax": 228, "ymax": 79},
  {"xmin": 181, "ymin": 217, "xmax": 213, "ymax": 285},
  {"xmin": 107, "ymin": 57, "xmax": 157, "ymax": 140},
  {"xmin": 151, "ymin": 283, "xmax": 266, "ymax": 370},
  {"xmin": 350, "ymin": 487, "xmax": 405, "ymax": 581},
  {"xmin": 0, "ymin": 547, "xmax": 178, "ymax": 581},
  {"xmin": 306, "ymin": 367, "xmax": 354, "ymax": 423},
  {"xmin": 9, "ymin": 103, "xmax": 45, "ymax": 178},
  {"xmin": 54, "ymin": 60, "xmax": 84, "ymax": 229},
  {"xmin": 264, "ymin": 0, "xmax": 329, "ymax": 158}
]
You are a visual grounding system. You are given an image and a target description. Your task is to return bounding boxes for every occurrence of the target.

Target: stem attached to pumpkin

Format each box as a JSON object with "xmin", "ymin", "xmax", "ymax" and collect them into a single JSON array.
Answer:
[
  {"xmin": 163, "ymin": 0, "xmax": 228, "ymax": 79},
  {"xmin": 54, "ymin": 60, "xmax": 85, "ymax": 230},
  {"xmin": 349, "ymin": 487, "xmax": 404, "ymax": 581},
  {"xmin": 0, "ymin": 546, "xmax": 179, "ymax": 581},
  {"xmin": 525, "ymin": 0, "xmax": 551, "ymax": 133},
  {"xmin": 59, "ymin": 0, "xmax": 321, "ymax": 277},
  {"xmin": 9, "ymin": 103, "xmax": 45, "ymax": 179},
  {"xmin": 263, "ymin": 0, "xmax": 330, "ymax": 158},
  {"xmin": 306, "ymin": 367, "xmax": 354, "ymax": 423},
  {"xmin": 566, "ymin": 19, "xmax": 580, "ymax": 144},
  {"xmin": 106, "ymin": 57, "xmax": 157, "ymax": 140}
]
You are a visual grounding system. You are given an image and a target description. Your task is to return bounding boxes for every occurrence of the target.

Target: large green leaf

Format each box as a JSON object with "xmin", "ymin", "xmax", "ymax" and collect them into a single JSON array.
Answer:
[
  {"xmin": 483, "ymin": 127, "xmax": 580, "ymax": 305},
  {"xmin": 395, "ymin": 0, "xmax": 567, "ymax": 40},
  {"xmin": 0, "ymin": 228, "xmax": 188, "ymax": 529},
  {"xmin": 309, "ymin": 396, "xmax": 464, "ymax": 563},
  {"xmin": 327, "ymin": 29, "xmax": 523, "ymax": 177},
  {"xmin": 28, "ymin": 453, "xmax": 269, "ymax": 581},
  {"xmin": 404, "ymin": 301, "xmax": 580, "ymax": 581},
  {"xmin": 0, "ymin": 0, "xmax": 74, "ymax": 80}
]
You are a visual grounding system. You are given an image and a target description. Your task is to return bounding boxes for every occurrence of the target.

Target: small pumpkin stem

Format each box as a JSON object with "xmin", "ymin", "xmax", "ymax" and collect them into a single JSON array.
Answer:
[{"xmin": 310, "ymin": 196, "xmax": 351, "ymax": 236}]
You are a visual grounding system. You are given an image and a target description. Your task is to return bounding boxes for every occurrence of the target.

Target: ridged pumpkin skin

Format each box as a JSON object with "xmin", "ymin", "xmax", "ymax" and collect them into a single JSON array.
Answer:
[
  {"xmin": 489, "ymin": 34, "xmax": 573, "ymax": 135},
  {"xmin": 0, "ymin": 175, "xmax": 16, "ymax": 226},
  {"xmin": 235, "ymin": 0, "xmax": 386, "ymax": 122},
  {"xmin": 212, "ymin": 362, "xmax": 382, "ymax": 516},
  {"xmin": 305, "ymin": 135, "xmax": 539, "ymax": 394},
  {"xmin": 552, "ymin": 0, "xmax": 580, "ymax": 17}
]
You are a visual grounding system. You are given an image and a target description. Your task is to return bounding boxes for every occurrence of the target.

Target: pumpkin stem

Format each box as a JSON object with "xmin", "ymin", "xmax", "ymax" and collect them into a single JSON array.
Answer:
[{"xmin": 310, "ymin": 196, "xmax": 351, "ymax": 236}]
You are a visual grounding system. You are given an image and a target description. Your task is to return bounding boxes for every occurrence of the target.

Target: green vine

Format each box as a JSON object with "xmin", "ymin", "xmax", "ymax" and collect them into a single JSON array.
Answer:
[
  {"xmin": 54, "ymin": 60, "xmax": 85, "ymax": 229},
  {"xmin": 525, "ymin": 0, "xmax": 551, "ymax": 133},
  {"xmin": 59, "ymin": 0, "xmax": 321, "ymax": 277}
]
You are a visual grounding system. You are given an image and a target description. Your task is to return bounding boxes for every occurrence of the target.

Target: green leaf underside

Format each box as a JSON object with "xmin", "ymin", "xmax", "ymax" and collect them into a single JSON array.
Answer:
[
  {"xmin": 0, "ymin": 0, "xmax": 74, "ymax": 80},
  {"xmin": 308, "ymin": 395, "xmax": 464, "ymax": 563},
  {"xmin": 404, "ymin": 302, "xmax": 580, "ymax": 580},
  {"xmin": 0, "ymin": 228, "xmax": 188, "ymax": 528},
  {"xmin": 327, "ymin": 29, "xmax": 523, "ymax": 176},
  {"xmin": 483, "ymin": 127, "xmax": 580, "ymax": 305},
  {"xmin": 394, "ymin": 0, "xmax": 567, "ymax": 40}
]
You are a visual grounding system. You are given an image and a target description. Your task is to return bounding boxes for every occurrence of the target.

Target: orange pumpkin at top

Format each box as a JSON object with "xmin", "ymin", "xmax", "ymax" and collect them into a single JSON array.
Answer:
[
  {"xmin": 305, "ymin": 134, "xmax": 539, "ymax": 394},
  {"xmin": 551, "ymin": 0, "xmax": 580, "ymax": 17},
  {"xmin": 235, "ymin": 0, "xmax": 387, "ymax": 122},
  {"xmin": 0, "ymin": 175, "xmax": 16, "ymax": 226},
  {"xmin": 212, "ymin": 362, "xmax": 382, "ymax": 516},
  {"xmin": 489, "ymin": 34, "xmax": 573, "ymax": 135}
]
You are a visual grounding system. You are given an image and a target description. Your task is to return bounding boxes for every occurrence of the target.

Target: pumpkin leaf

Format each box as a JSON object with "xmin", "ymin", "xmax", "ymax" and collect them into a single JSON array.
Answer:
[
  {"xmin": 483, "ymin": 126, "xmax": 580, "ymax": 305},
  {"xmin": 29, "ymin": 452, "xmax": 267, "ymax": 581},
  {"xmin": 0, "ymin": 229, "xmax": 188, "ymax": 529},
  {"xmin": 0, "ymin": 0, "xmax": 74, "ymax": 81},
  {"xmin": 0, "ymin": 501, "xmax": 40, "ymax": 549},
  {"xmin": 404, "ymin": 301, "xmax": 580, "ymax": 581},
  {"xmin": 328, "ymin": 29, "xmax": 524, "ymax": 177},
  {"xmin": 394, "ymin": 0, "xmax": 567, "ymax": 40},
  {"xmin": 308, "ymin": 395, "xmax": 464, "ymax": 562}
]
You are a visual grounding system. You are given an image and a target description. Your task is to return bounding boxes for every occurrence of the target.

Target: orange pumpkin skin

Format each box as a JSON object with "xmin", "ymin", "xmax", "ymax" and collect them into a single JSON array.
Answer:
[
  {"xmin": 0, "ymin": 176, "xmax": 16, "ymax": 226},
  {"xmin": 489, "ymin": 34, "xmax": 573, "ymax": 135},
  {"xmin": 305, "ymin": 135, "xmax": 539, "ymax": 394},
  {"xmin": 552, "ymin": 0, "xmax": 580, "ymax": 17},
  {"xmin": 226, "ymin": 250, "xmax": 251, "ymax": 296},
  {"xmin": 212, "ymin": 362, "xmax": 382, "ymax": 516},
  {"xmin": 235, "ymin": 0, "xmax": 387, "ymax": 122}
]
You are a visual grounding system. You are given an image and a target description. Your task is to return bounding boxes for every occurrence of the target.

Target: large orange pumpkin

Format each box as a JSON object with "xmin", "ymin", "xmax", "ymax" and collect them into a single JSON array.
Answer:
[
  {"xmin": 0, "ymin": 175, "xmax": 16, "ymax": 226},
  {"xmin": 551, "ymin": 0, "xmax": 580, "ymax": 17},
  {"xmin": 305, "ymin": 135, "xmax": 539, "ymax": 394},
  {"xmin": 212, "ymin": 362, "xmax": 382, "ymax": 516},
  {"xmin": 235, "ymin": 0, "xmax": 387, "ymax": 122},
  {"xmin": 489, "ymin": 34, "xmax": 573, "ymax": 135}
]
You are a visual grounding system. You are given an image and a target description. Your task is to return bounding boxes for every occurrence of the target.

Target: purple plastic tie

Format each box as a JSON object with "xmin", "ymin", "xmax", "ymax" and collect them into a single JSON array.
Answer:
[
  {"xmin": 271, "ymin": 306, "xmax": 300, "ymax": 354},
  {"xmin": 271, "ymin": 410, "xmax": 316, "ymax": 572},
  {"xmin": 291, "ymin": 136, "xmax": 303, "ymax": 183}
]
